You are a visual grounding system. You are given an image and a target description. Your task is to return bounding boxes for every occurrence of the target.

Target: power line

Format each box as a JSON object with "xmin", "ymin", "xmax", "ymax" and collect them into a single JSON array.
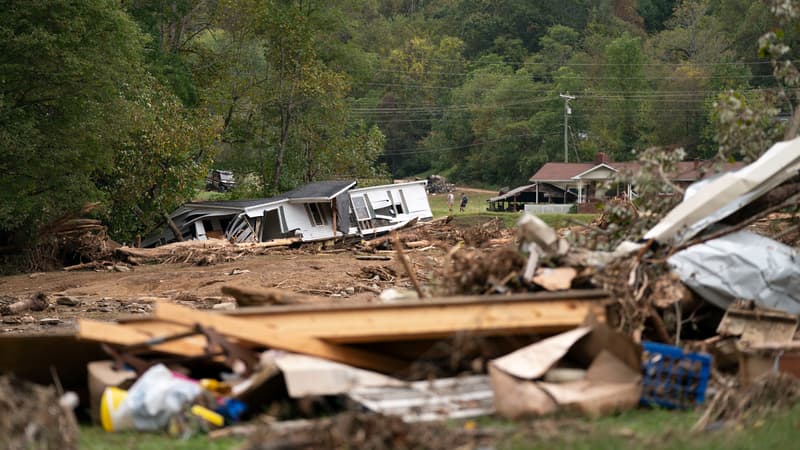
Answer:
[
  {"xmin": 383, "ymin": 131, "xmax": 562, "ymax": 156},
  {"xmin": 372, "ymin": 54, "xmax": 782, "ymax": 67}
]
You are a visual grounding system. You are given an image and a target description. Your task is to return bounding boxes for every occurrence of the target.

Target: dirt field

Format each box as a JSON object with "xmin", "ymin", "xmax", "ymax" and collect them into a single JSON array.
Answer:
[{"xmin": 0, "ymin": 249, "xmax": 439, "ymax": 335}]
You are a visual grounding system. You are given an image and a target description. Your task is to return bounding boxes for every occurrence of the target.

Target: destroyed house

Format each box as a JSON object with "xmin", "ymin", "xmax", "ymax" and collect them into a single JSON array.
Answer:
[
  {"xmin": 347, "ymin": 180, "xmax": 432, "ymax": 235},
  {"xmin": 143, "ymin": 180, "xmax": 432, "ymax": 247}
]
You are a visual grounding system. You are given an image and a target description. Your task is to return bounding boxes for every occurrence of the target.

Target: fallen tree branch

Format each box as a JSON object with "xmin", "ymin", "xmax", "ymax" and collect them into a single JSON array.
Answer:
[
  {"xmin": 392, "ymin": 231, "xmax": 426, "ymax": 299},
  {"xmin": 221, "ymin": 285, "xmax": 326, "ymax": 306}
]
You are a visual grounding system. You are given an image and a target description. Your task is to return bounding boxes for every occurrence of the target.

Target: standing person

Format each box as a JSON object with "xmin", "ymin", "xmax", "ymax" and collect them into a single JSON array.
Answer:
[
  {"xmin": 447, "ymin": 192, "xmax": 454, "ymax": 212},
  {"xmin": 459, "ymin": 192, "xmax": 468, "ymax": 212}
]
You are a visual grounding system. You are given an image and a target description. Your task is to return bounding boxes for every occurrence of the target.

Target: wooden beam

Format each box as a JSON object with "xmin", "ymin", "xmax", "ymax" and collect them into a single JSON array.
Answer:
[
  {"xmin": 77, "ymin": 319, "xmax": 207, "ymax": 356},
  {"xmin": 153, "ymin": 303, "xmax": 407, "ymax": 373},
  {"xmin": 124, "ymin": 291, "xmax": 608, "ymax": 344},
  {"xmin": 218, "ymin": 290, "xmax": 607, "ymax": 343}
]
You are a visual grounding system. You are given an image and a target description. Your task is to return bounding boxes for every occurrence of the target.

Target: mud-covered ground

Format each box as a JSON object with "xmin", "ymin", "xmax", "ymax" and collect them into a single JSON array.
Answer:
[{"xmin": 0, "ymin": 250, "xmax": 440, "ymax": 335}]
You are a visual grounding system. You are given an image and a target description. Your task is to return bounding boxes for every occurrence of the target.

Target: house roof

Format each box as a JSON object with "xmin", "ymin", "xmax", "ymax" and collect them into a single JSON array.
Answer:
[
  {"xmin": 487, "ymin": 183, "xmax": 567, "ymax": 202},
  {"xmin": 185, "ymin": 196, "xmax": 284, "ymax": 210},
  {"xmin": 530, "ymin": 160, "xmax": 744, "ymax": 182},
  {"xmin": 530, "ymin": 163, "xmax": 596, "ymax": 181},
  {"xmin": 283, "ymin": 180, "xmax": 357, "ymax": 201},
  {"xmin": 348, "ymin": 179, "xmax": 427, "ymax": 194},
  {"xmin": 184, "ymin": 180, "xmax": 357, "ymax": 211}
]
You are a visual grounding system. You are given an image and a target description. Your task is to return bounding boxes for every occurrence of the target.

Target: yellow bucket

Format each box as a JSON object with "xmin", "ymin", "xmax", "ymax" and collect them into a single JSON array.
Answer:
[{"xmin": 99, "ymin": 387, "xmax": 128, "ymax": 432}]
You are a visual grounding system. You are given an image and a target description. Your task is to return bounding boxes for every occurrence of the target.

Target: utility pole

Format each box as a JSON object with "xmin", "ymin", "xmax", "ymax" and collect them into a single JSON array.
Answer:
[{"xmin": 560, "ymin": 93, "xmax": 575, "ymax": 163}]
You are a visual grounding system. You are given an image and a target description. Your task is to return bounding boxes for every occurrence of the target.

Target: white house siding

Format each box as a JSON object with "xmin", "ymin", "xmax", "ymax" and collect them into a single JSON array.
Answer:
[
  {"xmin": 350, "ymin": 181, "xmax": 433, "ymax": 222},
  {"xmin": 279, "ymin": 202, "xmax": 337, "ymax": 241}
]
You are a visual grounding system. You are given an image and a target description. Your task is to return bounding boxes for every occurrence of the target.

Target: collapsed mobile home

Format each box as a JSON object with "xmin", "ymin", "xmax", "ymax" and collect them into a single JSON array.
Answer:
[{"xmin": 143, "ymin": 180, "xmax": 432, "ymax": 247}]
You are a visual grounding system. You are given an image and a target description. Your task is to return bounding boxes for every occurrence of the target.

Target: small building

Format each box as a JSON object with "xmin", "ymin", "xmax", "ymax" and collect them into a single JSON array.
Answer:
[
  {"xmin": 487, "ymin": 183, "xmax": 577, "ymax": 212},
  {"xmin": 143, "ymin": 180, "xmax": 432, "ymax": 247},
  {"xmin": 525, "ymin": 152, "xmax": 744, "ymax": 212}
]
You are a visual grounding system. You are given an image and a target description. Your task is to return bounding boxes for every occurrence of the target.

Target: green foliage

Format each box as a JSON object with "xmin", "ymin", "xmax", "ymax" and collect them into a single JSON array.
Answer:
[
  {"xmin": 638, "ymin": 0, "xmax": 679, "ymax": 31},
  {"xmin": 0, "ymin": 0, "xmax": 147, "ymax": 243},
  {"xmin": 98, "ymin": 83, "xmax": 220, "ymax": 241},
  {"xmin": 2, "ymin": 0, "xmax": 796, "ymax": 256}
]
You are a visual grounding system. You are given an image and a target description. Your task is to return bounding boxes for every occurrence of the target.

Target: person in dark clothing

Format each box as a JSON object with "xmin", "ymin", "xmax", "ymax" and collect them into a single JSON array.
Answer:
[{"xmin": 459, "ymin": 192, "xmax": 468, "ymax": 212}]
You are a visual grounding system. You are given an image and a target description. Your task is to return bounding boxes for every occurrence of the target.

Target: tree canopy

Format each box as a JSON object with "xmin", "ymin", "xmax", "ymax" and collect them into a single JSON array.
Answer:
[{"xmin": 2, "ymin": 0, "xmax": 797, "ymax": 250}]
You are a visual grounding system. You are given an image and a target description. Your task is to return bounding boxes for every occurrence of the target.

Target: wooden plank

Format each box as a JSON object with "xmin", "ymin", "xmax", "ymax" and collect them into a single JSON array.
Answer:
[
  {"xmin": 224, "ymin": 290, "xmax": 608, "ymax": 343},
  {"xmin": 123, "ymin": 290, "xmax": 607, "ymax": 344},
  {"xmin": 152, "ymin": 303, "xmax": 407, "ymax": 373},
  {"xmin": 77, "ymin": 319, "xmax": 207, "ymax": 356}
]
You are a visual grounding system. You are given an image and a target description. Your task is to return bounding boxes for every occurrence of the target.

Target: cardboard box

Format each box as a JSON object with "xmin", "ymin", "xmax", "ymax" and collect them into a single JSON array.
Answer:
[{"xmin": 489, "ymin": 324, "xmax": 642, "ymax": 419}]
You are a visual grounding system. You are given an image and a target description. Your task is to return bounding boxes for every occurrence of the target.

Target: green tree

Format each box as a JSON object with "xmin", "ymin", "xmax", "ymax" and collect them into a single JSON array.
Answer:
[
  {"xmin": 586, "ymin": 33, "xmax": 648, "ymax": 159},
  {"xmin": 97, "ymin": 84, "xmax": 220, "ymax": 241},
  {"xmin": 0, "ymin": 0, "xmax": 147, "ymax": 245}
]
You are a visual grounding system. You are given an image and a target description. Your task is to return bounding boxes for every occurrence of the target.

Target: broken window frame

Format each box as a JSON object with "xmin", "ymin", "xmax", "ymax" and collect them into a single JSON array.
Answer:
[{"xmin": 305, "ymin": 203, "xmax": 329, "ymax": 227}]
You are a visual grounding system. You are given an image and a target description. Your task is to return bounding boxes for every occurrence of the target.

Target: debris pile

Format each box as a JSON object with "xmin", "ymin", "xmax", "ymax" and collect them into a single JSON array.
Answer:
[
  {"xmin": 2, "ymin": 137, "xmax": 800, "ymax": 446},
  {"xmin": 0, "ymin": 375, "xmax": 79, "ymax": 450},
  {"xmin": 425, "ymin": 174, "xmax": 454, "ymax": 194},
  {"xmin": 114, "ymin": 238, "xmax": 300, "ymax": 266},
  {"xmin": 28, "ymin": 202, "xmax": 118, "ymax": 271},
  {"xmin": 358, "ymin": 216, "xmax": 513, "ymax": 253}
]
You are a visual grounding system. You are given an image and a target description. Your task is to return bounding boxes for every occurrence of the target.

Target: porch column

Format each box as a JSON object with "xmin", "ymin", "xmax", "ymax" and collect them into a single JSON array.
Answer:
[
  {"xmin": 577, "ymin": 181, "xmax": 584, "ymax": 204},
  {"xmin": 535, "ymin": 183, "xmax": 539, "ymax": 204}
]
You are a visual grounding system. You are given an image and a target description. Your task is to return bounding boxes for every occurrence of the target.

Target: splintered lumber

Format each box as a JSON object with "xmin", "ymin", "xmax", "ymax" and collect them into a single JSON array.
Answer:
[
  {"xmin": 221, "ymin": 285, "xmax": 326, "ymax": 306},
  {"xmin": 223, "ymin": 289, "xmax": 609, "ymax": 343},
  {"xmin": 153, "ymin": 303, "xmax": 407, "ymax": 373},
  {"xmin": 77, "ymin": 319, "xmax": 207, "ymax": 356}
]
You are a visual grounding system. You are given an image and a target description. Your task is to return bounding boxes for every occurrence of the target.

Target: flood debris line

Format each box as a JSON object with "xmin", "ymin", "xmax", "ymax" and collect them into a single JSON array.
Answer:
[{"xmin": 115, "ymin": 237, "xmax": 302, "ymax": 266}]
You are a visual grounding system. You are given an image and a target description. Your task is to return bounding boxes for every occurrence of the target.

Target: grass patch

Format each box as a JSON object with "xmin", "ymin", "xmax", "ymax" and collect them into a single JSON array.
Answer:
[
  {"xmin": 80, "ymin": 426, "xmax": 241, "ymax": 450},
  {"xmin": 192, "ymin": 190, "xmax": 228, "ymax": 202},
  {"xmin": 427, "ymin": 191, "xmax": 597, "ymax": 229},
  {"xmin": 502, "ymin": 404, "xmax": 800, "ymax": 449},
  {"xmin": 78, "ymin": 404, "xmax": 800, "ymax": 449}
]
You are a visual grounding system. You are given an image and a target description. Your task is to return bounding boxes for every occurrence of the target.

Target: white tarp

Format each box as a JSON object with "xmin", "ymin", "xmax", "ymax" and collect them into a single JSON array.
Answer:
[
  {"xmin": 669, "ymin": 231, "xmax": 800, "ymax": 314},
  {"xmin": 645, "ymin": 137, "xmax": 800, "ymax": 244}
]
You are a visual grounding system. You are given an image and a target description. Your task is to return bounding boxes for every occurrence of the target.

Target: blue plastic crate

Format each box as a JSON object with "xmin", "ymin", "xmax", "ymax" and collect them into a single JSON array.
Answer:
[{"xmin": 640, "ymin": 341, "xmax": 712, "ymax": 409}]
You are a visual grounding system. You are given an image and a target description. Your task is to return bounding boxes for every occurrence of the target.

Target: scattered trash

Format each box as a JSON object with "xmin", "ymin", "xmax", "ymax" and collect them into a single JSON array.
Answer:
[{"xmin": 101, "ymin": 364, "xmax": 202, "ymax": 432}]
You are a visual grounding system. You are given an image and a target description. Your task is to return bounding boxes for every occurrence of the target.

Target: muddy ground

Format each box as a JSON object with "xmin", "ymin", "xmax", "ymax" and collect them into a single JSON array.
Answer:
[{"xmin": 0, "ymin": 249, "xmax": 440, "ymax": 335}]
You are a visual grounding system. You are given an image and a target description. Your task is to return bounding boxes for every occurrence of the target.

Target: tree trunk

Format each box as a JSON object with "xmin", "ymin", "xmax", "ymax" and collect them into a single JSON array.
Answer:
[{"xmin": 164, "ymin": 212, "xmax": 184, "ymax": 242}]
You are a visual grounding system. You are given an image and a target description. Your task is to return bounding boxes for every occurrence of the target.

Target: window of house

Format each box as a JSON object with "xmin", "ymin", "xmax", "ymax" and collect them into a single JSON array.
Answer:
[
  {"xmin": 305, "ymin": 203, "xmax": 329, "ymax": 226},
  {"xmin": 351, "ymin": 195, "xmax": 371, "ymax": 221}
]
